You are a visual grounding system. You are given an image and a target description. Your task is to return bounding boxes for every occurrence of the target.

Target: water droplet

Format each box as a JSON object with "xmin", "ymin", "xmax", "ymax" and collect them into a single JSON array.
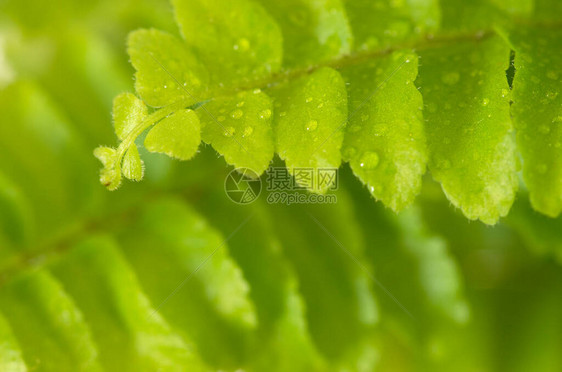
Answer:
[
  {"xmin": 539, "ymin": 125, "xmax": 551, "ymax": 134},
  {"xmin": 224, "ymin": 126, "xmax": 235, "ymax": 137},
  {"xmin": 231, "ymin": 109, "xmax": 244, "ymax": 119},
  {"xmin": 553, "ymin": 116, "xmax": 562, "ymax": 123},
  {"xmin": 253, "ymin": 88, "xmax": 261, "ymax": 94},
  {"xmin": 237, "ymin": 101, "xmax": 245, "ymax": 107},
  {"xmin": 306, "ymin": 120, "xmax": 318, "ymax": 131},
  {"xmin": 441, "ymin": 72, "xmax": 460, "ymax": 85},
  {"xmin": 546, "ymin": 91, "xmax": 558, "ymax": 100},
  {"xmin": 279, "ymin": 111, "xmax": 287, "ymax": 117},
  {"xmin": 359, "ymin": 152, "xmax": 380, "ymax": 170},
  {"xmin": 305, "ymin": 97, "xmax": 313, "ymax": 103},
  {"xmin": 482, "ymin": 98, "xmax": 490, "ymax": 106},
  {"xmin": 260, "ymin": 109, "xmax": 272, "ymax": 119},
  {"xmin": 164, "ymin": 85, "xmax": 168, "ymax": 89},
  {"xmin": 243, "ymin": 126, "xmax": 253, "ymax": 137},
  {"xmin": 317, "ymin": 103, "xmax": 324, "ymax": 109},
  {"xmin": 361, "ymin": 114, "xmax": 370, "ymax": 122},
  {"xmin": 217, "ymin": 115, "xmax": 226, "ymax": 122},
  {"xmin": 501, "ymin": 89, "xmax": 509, "ymax": 98}
]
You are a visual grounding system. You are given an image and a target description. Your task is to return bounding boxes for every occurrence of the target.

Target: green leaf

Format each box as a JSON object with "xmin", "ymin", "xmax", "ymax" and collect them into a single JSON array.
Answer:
[
  {"xmin": 0, "ymin": 172, "xmax": 33, "ymax": 249},
  {"xmin": 172, "ymin": 0, "xmax": 282, "ymax": 85},
  {"xmin": 122, "ymin": 144, "xmax": 144, "ymax": 181},
  {"xmin": 417, "ymin": 36, "xmax": 518, "ymax": 224},
  {"xmin": 256, "ymin": 0, "xmax": 352, "ymax": 67},
  {"xmin": 341, "ymin": 50, "xmax": 426, "ymax": 212},
  {"xmin": 0, "ymin": 312, "xmax": 26, "ymax": 372},
  {"xmin": 509, "ymin": 26, "xmax": 562, "ymax": 217},
  {"xmin": 144, "ymin": 109, "xmax": 201, "ymax": 160},
  {"xmin": 0, "ymin": 82, "xmax": 99, "ymax": 230},
  {"xmin": 197, "ymin": 89, "xmax": 274, "ymax": 175},
  {"xmin": 93, "ymin": 146, "xmax": 121, "ymax": 190},
  {"xmin": 0, "ymin": 271, "xmax": 101, "ymax": 371},
  {"xmin": 396, "ymin": 207, "xmax": 469, "ymax": 323},
  {"xmin": 128, "ymin": 29, "xmax": 209, "ymax": 107},
  {"xmin": 269, "ymin": 190, "xmax": 378, "ymax": 361},
  {"xmin": 50, "ymin": 236, "xmax": 204, "ymax": 371},
  {"xmin": 112, "ymin": 93, "xmax": 147, "ymax": 141},
  {"xmin": 271, "ymin": 67, "xmax": 348, "ymax": 193},
  {"xmin": 507, "ymin": 196, "xmax": 562, "ymax": 262},
  {"xmin": 195, "ymin": 189, "xmax": 327, "ymax": 370},
  {"xmin": 118, "ymin": 198, "xmax": 256, "ymax": 368}
]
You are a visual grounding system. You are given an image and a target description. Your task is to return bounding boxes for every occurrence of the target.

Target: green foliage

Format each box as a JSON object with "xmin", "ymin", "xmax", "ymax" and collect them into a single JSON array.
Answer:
[
  {"xmin": 1, "ymin": 0, "xmax": 562, "ymax": 371},
  {"xmin": 90, "ymin": 0, "xmax": 562, "ymax": 224}
]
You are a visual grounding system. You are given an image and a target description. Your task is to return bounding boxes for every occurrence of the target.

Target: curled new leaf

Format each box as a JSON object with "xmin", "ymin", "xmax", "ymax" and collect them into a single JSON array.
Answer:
[
  {"xmin": 122, "ymin": 144, "xmax": 144, "ymax": 181},
  {"xmin": 93, "ymin": 146, "xmax": 121, "ymax": 190}
]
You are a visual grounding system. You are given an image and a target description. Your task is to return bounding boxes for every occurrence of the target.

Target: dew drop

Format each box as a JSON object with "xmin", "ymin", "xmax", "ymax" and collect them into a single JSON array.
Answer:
[
  {"xmin": 482, "ymin": 98, "xmax": 490, "ymax": 106},
  {"xmin": 305, "ymin": 97, "xmax": 313, "ymax": 103},
  {"xmin": 253, "ymin": 88, "xmax": 261, "ymax": 94},
  {"xmin": 361, "ymin": 114, "xmax": 370, "ymax": 122},
  {"xmin": 317, "ymin": 102, "xmax": 324, "ymax": 109},
  {"xmin": 260, "ymin": 109, "xmax": 272, "ymax": 119},
  {"xmin": 237, "ymin": 101, "xmax": 245, "ymax": 107},
  {"xmin": 553, "ymin": 116, "xmax": 562, "ymax": 123},
  {"xmin": 217, "ymin": 115, "xmax": 226, "ymax": 122},
  {"xmin": 359, "ymin": 152, "xmax": 380, "ymax": 170},
  {"xmin": 441, "ymin": 72, "xmax": 460, "ymax": 85},
  {"xmin": 243, "ymin": 126, "xmax": 253, "ymax": 137},
  {"xmin": 306, "ymin": 120, "xmax": 318, "ymax": 131},
  {"xmin": 224, "ymin": 126, "xmax": 235, "ymax": 137},
  {"xmin": 501, "ymin": 89, "xmax": 509, "ymax": 98},
  {"xmin": 231, "ymin": 109, "xmax": 244, "ymax": 119},
  {"xmin": 279, "ymin": 111, "xmax": 287, "ymax": 117}
]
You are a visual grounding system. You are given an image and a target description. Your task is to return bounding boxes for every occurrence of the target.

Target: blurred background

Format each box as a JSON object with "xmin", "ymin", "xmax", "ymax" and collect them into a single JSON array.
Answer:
[{"xmin": 1, "ymin": 0, "xmax": 562, "ymax": 371}]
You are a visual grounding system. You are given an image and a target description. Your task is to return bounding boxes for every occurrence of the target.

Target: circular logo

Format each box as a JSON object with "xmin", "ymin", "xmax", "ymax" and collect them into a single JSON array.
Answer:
[{"xmin": 224, "ymin": 168, "xmax": 262, "ymax": 204}]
